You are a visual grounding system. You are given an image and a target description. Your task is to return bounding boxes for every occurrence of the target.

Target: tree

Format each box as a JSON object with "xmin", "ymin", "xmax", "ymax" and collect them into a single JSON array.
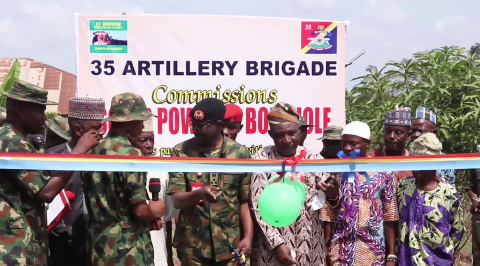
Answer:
[
  {"xmin": 348, "ymin": 45, "xmax": 480, "ymax": 263},
  {"xmin": 469, "ymin": 42, "xmax": 480, "ymax": 56},
  {"xmin": 0, "ymin": 60, "xmax": 20, "ymax": 108}
]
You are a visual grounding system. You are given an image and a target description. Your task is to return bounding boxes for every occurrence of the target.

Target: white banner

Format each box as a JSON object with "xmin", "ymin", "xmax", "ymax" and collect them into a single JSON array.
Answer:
[{"xmin": 75, "ymin": 15, "xmax": 347, "ymax": 156}]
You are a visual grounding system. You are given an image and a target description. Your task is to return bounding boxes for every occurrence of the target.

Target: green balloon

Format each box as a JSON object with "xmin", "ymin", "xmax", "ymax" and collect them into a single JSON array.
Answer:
[
  {"xmin": 264, "ymin": 173, "xmax": 306, "ymax": 206},
  {"xmin": 265, "ymin": 174, "xmax": 281, "ymax": 189},
  {"xmin": 258, "ymin": 183, "xmax": 302, "ymax": 227},
  {"xmin": 285, "ymin": 173, "xmax": 306, "ymax": 206}
]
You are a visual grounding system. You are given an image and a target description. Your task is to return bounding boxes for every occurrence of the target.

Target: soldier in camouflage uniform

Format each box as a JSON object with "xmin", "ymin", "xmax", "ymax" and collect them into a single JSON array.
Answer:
[
  {"xmin": 45, "ymin": 116, "xmax": 71, "ymax": 150},
  {"xmin": 298, "ymin": 115, "xmax": 313, "ymax": 147},
  {"xmin": 82, "ymin": 93, "xmax": 165, "ymax": 266},
  {"xmin": 167, "ymin": 98, "xmax": 253, "ymax": 266},
  {"xmin": 0, "ymin": 80, "xmax": 96, "ymax": 265},
  {"xmin": 467, "ymin": 168, "xmax": 480, "ymax": 266}
]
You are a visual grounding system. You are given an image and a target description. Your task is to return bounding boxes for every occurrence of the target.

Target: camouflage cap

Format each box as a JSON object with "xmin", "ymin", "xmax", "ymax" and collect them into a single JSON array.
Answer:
[
  {"xmin": 103, "ymin": 92, "xmax": 154, "ymax": 122},
  {"xmin": 317, "ymin": 125, "xmax": 343, "ymax": 140},
  {"xmin": 0, "ymin": 107, "xmax": 6, "ymax": 126},
  {"xmin": 45, "ymin": 116, "xmax": 71, "ymax": 141},
  {"xmin": 0, "ymin": 80, "xmax": 57, "ymax": 105},
  {"xmin": 299, "ymin": 116, "xmax": 313, "ymax": 127}
]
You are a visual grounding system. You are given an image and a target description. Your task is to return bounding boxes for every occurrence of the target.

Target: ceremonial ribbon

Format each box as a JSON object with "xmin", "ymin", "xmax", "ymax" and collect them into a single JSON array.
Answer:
[
  {"xmin": 1, "ymin": 152, "xmax": 480, "ymax": 172},
  {"xmin": 268, "ymin": 150, "xmax": 307, "ymax": 185},
  {"xmin": 337, "ymin": 149, "xmax": 370, "ymax": 183}
]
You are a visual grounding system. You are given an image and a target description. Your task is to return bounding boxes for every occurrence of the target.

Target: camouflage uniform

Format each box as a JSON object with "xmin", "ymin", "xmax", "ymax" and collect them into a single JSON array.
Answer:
[
  {"xmin": 467, "ymin": 169, "xmax": 480, "ymax": 266},
  {"xmin": 45, "ymin": 116, "xmax": 71, "ymax": 141},
  {"xmin": 0, "ymin": 81, "xmax": 57, "ymax": 265},
  {"xmin": 168, "ymin": 137, "xmax": 251, "ymax": 265},
  {"xmin": 82, "ymin": 93, "xmax": 154, "ymax": 266},
  {"xmin": 298, "ymin": 115, "xmax": 313, "ymax": 127}
]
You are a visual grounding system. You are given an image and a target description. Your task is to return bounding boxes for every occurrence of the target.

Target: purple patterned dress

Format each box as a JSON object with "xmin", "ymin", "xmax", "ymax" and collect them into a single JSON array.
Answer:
[
  {"xmin": 397, "ymin": 177, "xmax": 464, "ymax": 266},
  {"xmin": 321, "ymin": 171, "xmax": 399, "ymax": 266}
]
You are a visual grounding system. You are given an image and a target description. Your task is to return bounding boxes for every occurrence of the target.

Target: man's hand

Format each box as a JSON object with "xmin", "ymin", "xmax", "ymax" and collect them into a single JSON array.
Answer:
[
  {"xmin": 149, "ymin": 199, "xmax": 166, "ymax": 219},
  {"xmin": 274, "ymin": 244, "xmax": 297, "ymax": 265},
  {"xmin": 236, "ymin": 237, "xmax": 252, "ymax": 256},
  {"xmin": 201, "ymin": 185, "xmax": 221, "ymax": 203},
  {"xmin": 149, "ymin": 219, "xmax": 163, "ymax": 230},
  {"xmin": 386, "ymin": 261, "xmax": 396, "ymax": 266},
  {"xmin": 72, "ymin": 129, "xmax": 101, "ymax": 154},
  {"xmin": 470, "ymin": 199, "xmax": 480, "ymax": 214},
  {"xmin": 317, "ymin": 173, "xmax": 340, "ymax": 199},
  {"xmin": 231, "ymin": 237, "xmax": 252, "ymax": 262}
]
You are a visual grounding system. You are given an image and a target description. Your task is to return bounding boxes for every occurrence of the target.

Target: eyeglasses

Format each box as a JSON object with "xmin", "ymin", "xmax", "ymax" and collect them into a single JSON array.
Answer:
[{"xmin": 188, "ymin": 122, "xmax": 211, "ymax": 131}]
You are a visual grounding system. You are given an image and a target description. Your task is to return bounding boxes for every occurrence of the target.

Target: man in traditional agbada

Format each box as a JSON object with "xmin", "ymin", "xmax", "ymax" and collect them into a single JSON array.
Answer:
[
  {"xmin": 367, "ymin": 106, "xmax": 413, "ymax": 185},
  {"xmin": 167, "ymin": 98, "xmax": 253, "ymax": 266},
  {"xmin": 46, "ymin": 97, "xmax": 105, "ymax": 266},
  {"xmin": 0, "ymin": 81, "xmax": 97, "ymax": 265},
  {"xmin": 410, "ymin": 106, "xmax": 456, "ymax": 186},
  {"xmin": 83, "ymin": 93, "xmax": 165, "ymax": 266},
  {"xmin": 250, "ymin": 102, "xmax": 330, "ymax": 266},
  {"xmin": 321, "ymin": 121, "xmax": 399, "ymax": 266},
  {"xmin": 397, "ymin": 133, "xmax": 464, "ymax": 266}
]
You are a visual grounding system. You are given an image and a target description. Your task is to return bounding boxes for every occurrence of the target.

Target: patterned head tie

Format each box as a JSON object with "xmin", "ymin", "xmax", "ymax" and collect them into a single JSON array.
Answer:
[
  {"xmin": 385, "ymin": 105, "xmax": 411, "ymax": 126},
  {"xmin": 68, "ymin": 96, "xmax": 105, "ymax": 121},
  {"xmin": 268, "ymin": 102, "xmax": 299, "ymax": 125},
  {"xmin": 409, "ymin": 132, "xmax": 442, "ymax": 155},
  {"xmin": 415, "ymin": 106, "xmax": 437, "ymax": 125}
]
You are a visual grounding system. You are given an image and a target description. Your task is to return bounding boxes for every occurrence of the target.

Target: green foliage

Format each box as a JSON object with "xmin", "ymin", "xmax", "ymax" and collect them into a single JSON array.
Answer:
[
  {"xmin": 348, "ymin": 46, "xmax": 479, "ymax": 259},
  {"xmin": 0, "ymin": 60, "xmax": 20, "ymax": 108},
  {"xmin": 348, "ymin": 46, "xmax": 480, "ymax": 156}
]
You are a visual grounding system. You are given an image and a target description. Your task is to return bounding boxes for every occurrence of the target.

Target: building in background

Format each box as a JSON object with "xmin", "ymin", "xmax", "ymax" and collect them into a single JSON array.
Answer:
[{"xmin": 0, "ymin": 58, "xmax": 76, "ymax": 114}]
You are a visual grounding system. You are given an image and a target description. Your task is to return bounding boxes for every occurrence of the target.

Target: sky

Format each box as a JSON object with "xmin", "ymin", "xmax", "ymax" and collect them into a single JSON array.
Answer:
[{"xmin": 0, "ymin": 0, "xmax": 478, "ymax": 89}]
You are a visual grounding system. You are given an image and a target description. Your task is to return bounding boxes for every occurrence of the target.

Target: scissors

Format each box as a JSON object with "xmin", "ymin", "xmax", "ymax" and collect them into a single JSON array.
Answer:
[{"xmin": 233, "ymin": 248, "xmax": 246, "ymax": 266}]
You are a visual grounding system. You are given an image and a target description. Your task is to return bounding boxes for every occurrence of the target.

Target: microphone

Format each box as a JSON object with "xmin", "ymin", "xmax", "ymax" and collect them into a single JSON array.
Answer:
[
  {"xmin": 149, "ymin": 178, "xmax": 161, "ymax": 201},
  {"xmin": 47, "ymin": 190, "xmax": 76, "ymax": 232}
]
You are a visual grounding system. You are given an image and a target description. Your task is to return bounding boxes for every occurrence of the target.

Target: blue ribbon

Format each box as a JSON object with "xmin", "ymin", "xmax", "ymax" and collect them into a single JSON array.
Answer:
[{"xmin": 337, "ymin": 149, "xmax": 370, "ymax": 183}]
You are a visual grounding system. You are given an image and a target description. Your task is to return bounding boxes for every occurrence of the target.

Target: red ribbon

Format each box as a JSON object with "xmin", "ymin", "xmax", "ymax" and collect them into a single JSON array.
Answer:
[{"xmin": 268, "ymin": 150, "xmax": 307, "ymax": 185}]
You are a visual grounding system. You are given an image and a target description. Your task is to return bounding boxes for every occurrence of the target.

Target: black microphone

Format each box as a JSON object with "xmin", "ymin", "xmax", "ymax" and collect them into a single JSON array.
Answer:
[{"xmin": 149, "ymin": 178, "xmax": 161, "ymax": 201}]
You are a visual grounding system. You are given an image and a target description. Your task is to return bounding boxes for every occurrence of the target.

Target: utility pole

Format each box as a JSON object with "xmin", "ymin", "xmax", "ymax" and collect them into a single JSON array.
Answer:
[{"xmin": 345, "ymin": 50, "xmax": 365, "ymax": 68}]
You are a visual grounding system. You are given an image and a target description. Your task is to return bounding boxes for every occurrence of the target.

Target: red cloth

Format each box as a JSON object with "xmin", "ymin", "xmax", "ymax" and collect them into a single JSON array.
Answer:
[
  {"xmin": 366, "ymin": 147, "xmax": 413, "ymax": 184},
  {"xmin": 224, "ymin": 104, "xmax": 243, "ymax": 122}
]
